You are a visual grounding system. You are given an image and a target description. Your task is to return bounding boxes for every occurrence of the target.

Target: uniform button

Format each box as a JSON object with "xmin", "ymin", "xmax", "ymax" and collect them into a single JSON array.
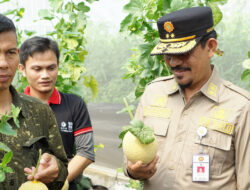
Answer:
[
  {"xmin": 209, "ymin": 139, "xmax": 214, "ymax": 145},
  {"xmin": 169, "ymin": 164, "xmax": 175, "ymax": 170},
  {"xmin": 10, "ymin": 179, "xmax": 14, "ymax": 186}
]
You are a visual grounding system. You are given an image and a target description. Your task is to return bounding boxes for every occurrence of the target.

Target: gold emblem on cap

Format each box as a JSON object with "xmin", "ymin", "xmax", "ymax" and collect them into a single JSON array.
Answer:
[
  {"xmin": 199, "ymin": 156, "xmax": 204, "ymax": 161},
  {"xmin": 164, "ymin": 21, "xmax": 174, "ymax": 33}
]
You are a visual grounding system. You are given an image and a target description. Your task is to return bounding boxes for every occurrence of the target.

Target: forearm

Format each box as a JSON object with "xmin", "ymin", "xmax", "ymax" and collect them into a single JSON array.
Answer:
[{"xmin": 67, "ymin": 155, "xmax": 93, "ymax": 182}]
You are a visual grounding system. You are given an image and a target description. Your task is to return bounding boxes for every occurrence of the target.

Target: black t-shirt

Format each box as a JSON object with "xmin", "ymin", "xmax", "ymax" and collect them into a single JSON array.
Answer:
[{"xmin": 50, "ymin": 92, "xmax": 92, "ymax": 159}]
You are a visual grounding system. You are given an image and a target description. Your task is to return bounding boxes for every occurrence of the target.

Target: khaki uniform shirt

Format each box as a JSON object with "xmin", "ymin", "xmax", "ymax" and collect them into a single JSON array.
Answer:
[
  {"xmin": 0, "ymin": 86, "xmax": 68, "ymax": 190},
  {"xmin": 134, "ymin": 69, "xmax": 250, "ymax": 190}
]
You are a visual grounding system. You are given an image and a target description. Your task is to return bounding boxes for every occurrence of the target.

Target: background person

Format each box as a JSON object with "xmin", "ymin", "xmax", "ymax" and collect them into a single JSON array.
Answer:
[
  {"xmin": 19, "ymin": 36, "xmax": 95, "ymax": 190},
  {"xmin": 0, "ymin": 13, "xmax": 68, "ymax": 190},
  {"xmin": 124, "ymin": 6, "xmax": 250, "ymax": 190}
]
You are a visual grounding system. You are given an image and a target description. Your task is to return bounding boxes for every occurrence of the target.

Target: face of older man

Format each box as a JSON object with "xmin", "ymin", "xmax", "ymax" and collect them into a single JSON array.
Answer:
[
  {"xmin": 0, "ymin": 31, "xmax": 19, "ymax": 92},
  {"xmin": 164, "ymin": 38, "xmax": 217, "ymax": 90}
]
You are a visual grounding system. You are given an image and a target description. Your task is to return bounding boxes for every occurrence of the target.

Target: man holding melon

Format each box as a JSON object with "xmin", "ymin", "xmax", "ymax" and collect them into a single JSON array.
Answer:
[
  {"xmin": 18, "ymin": 36, "xmax": 95, "ymax": 190},
  {"xmin": 0, "ymin": 14, "xmax": 68, "ymax": 189},
  {"xmin": 124, "ymin": 6, "xmax": 250, "ymax": 190}
]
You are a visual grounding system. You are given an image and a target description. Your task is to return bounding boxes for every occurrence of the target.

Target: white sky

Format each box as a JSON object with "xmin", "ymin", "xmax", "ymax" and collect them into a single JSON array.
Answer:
[{"xmin": 0, "ymin": 0, "xmax": 249, "ymax": 35}]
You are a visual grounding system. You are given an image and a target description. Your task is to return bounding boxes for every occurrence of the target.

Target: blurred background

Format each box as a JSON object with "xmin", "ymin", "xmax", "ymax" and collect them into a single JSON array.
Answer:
[{"xmin": 0, "ymin": 0, "xmax": 249, "ymax": 189}]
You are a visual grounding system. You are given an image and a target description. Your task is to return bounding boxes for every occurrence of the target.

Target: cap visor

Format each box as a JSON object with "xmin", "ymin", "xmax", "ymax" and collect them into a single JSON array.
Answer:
[{"xmin": 150, "ymin": 37, "xmax": 202, "ymax": 56}]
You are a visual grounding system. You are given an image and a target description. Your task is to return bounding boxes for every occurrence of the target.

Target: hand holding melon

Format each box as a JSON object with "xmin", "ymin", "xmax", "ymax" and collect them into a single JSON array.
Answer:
[
  {"xmin": 119, "ymin": 98, "xmax": 158, "ymax": 165},
  {"xmin": 19, "ymin": 149, "xmax": 48, "ymax": 190}
]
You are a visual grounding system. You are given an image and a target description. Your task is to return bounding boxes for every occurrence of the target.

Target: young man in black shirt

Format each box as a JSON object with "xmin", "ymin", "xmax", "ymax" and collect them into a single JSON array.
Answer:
[{"xmin": 18, "ymin": 36, "xmax": 95, "ymax": 190}]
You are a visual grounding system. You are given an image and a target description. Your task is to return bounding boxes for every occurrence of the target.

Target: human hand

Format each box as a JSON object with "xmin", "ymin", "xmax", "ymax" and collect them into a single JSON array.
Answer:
[
  {"xmin": 127, "ymin": 156, "xmax": 159, "ymax": 180},
  {"xmin": 24, "ymin": 153, "xmax": 59, "ymax": 184}
]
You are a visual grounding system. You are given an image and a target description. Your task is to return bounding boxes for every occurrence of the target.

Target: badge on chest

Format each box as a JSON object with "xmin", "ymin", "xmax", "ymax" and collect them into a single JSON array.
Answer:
[
  {"xmin": 192, "ymin": 126, "xmax": 210, "ymax": 182},
  {"xmin": 192, "ymin": 154, "xmax": 209, "ymax": 182}
]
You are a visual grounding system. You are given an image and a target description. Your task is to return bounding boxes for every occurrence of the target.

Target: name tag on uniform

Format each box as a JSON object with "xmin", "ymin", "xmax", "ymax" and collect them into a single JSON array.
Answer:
[{"xmin": 192, "ymin": 154, "xmax": 209, "ymax": 182}]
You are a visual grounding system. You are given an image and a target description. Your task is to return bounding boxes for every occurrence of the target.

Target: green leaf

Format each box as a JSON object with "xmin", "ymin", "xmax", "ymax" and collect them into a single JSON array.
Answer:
[
  {"xmin": 242, "ymin": 59, "xmax": 250, "ymax": 69},
  {"xmin": 0, "ymin": 0, "xmax": 10, "ymax": 4},
  {"xmin": 83, "ymin": 75, "xmax": 98, "ymax": 99},
  {"xmin": 129, "ymin": 119, "xmax": 155, "ymax": 144},
  {"xmin": 120, "ymin": 14, "xmax": 133, "ymax": 32},
  {"xmin": 11, "ymin": 104, "xmax": 20, "ymax": 128},
  {"xmin": 1, "ymin": 151, "xmax": 13, "ymax": 167},
  {"xmin": 0, "ymin": 170, "xmax": 5, "ymax": 182},
  {"xmin": 116, "ymin": 167, "xmax": 123, "ymax": 173},
  {"xmin": 118, "ymin": 125, "xmax": 132, "ymax": 148},
  {"xmin": 0, "ymin": 142, "xmax": 11, "ymax": 152},
  {"xmin": 3, "ymin": 9, "xmax": 16, "ymax": 16},
  {"xmin": 241, "ymin": 69, "xmax": 250, "ymax": 82},
  {"xmin": 4, "ymin": 167, "xmax": 13, "ymax": 173},
  {"xmin": 77, "ymin": 2, "xmax": 90, "ymax": 12},
  {"xmin": 65, "ymin": 38, "xmax": 79, "ymax": 50},
  {"xmin": 119, "ymin": 125, "xmax": 132, "ymax": 140},
  {"xmin": 65, "ymin": 2, "xmax": 74, "ymax": 12},
  {"xmin": 209, "ymin": 2, "xmax": 223, "ymax": 26},
  {"xmin": 0, "ymin": 120, "xmax": 17, "ymax": 136},
  {"xmin": 24, "ymin": 30, "xmax": 36, "ymax": 37},
  {"xmin": 79, "ymin": 50, "xmax": 88, "ymax": 62},
  {"xmin": 170, "ymin": 0, "xmax": 189, "ymax": 11},
  {"xmin": 208, "ymin": 0, "xmax": 228, "ymax": 5},
  {"xmin": 248, "ymin": 51, "xmax": 250, "ymax": 59},
  {"xmin": 86, "ymin": 0, "xmax": 99, "ymax": 3},
  {"xmin": 17, "ymin": 8, "xmax": 25, "ymax": 17},
  {"xmin": 38, "ymin": 9, "xmax": 54, "ymax": 20},
  {"xmin": 49, "ymin": 0, "xmax": 63, "ymax": 12},
  {"xmin": 135, "ymin": 84, "xmax": 145, "ymax": 98},
  {"xmin": 123, "ymin": 0, "xmax": 143, "ymax": 13}
]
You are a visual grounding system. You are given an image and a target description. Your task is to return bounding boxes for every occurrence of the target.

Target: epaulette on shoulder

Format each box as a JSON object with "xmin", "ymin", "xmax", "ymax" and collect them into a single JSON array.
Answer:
[
  {"xmin": 223, "ymin": 80, "xmax": 250, "ymax": 100},
  {"xmin": 148, "ymin": 75, "xmax": 174, "ymax": 85}
]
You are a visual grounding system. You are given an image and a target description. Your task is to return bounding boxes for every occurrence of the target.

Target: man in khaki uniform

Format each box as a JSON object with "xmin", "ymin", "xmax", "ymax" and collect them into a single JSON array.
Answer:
[{"xmin": 124, "ymin": 6, "xmax": 250, "ymax": 190}]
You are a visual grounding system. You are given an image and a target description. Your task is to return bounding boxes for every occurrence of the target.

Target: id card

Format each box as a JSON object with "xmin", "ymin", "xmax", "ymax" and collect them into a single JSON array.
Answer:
[{"xmin": 192, "ymin": 154, "xmax": 209, "ymax": 182}]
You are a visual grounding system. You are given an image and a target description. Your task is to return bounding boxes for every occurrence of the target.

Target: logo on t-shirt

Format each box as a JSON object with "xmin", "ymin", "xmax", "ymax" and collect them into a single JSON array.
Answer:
[{"xmin": 60, "ymin": 121, "xmax": 73, "ymax": 133}]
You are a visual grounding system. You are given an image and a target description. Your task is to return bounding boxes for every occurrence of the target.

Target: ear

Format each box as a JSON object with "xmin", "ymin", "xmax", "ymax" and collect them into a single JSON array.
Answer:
[
  {"xmin": 206, "ymin": 38, "xmax": 217, "ymax": 58},
  {"xmin": 163, "ymin": 55, "xmax": 171, "ymax": 67},
  {"xmin": 18, "ymin": 64, "xmax": 26, "ymax": 77}
]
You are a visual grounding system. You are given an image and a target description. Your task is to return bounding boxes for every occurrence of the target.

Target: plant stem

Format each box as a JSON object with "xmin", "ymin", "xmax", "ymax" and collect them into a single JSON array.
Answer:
[
  {"xmin": 32, "ymin": 149, "xmax": 42, "ymax": 177},
  {"xmin": 123, "ymin": 98, "xmax": 134, "ymax": 120}
]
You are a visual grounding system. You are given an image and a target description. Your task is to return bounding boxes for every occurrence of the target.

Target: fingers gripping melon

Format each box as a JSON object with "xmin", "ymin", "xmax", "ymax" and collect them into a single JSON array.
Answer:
[{"xmin": 123, "ymin": 131, "xmax": 158, "ymax": 164}]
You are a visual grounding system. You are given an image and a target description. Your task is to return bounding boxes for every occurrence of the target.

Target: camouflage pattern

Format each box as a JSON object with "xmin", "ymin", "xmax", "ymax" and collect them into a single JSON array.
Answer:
[{"xmin": 0, "ymin": 86, "xmax": 68, "ymax": 190}]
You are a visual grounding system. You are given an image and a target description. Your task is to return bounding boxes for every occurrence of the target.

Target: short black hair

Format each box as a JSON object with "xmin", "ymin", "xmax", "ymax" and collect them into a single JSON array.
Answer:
[
  {"xmin": 19, "ymin": 36, "xmax": 60, "ymax": 66},
  {"xmin": 0, "ymin": 13, "xmax": 16, "ymax": 34},
  {"xmin": 200, "ymin": 30, "xmax": 217, "ymax": 48}
]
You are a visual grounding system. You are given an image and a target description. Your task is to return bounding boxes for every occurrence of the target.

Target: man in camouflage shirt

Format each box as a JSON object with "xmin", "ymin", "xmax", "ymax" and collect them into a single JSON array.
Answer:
[{"xmin": 0, "ymin": 14, "xmax": 68, "ymax": 189}]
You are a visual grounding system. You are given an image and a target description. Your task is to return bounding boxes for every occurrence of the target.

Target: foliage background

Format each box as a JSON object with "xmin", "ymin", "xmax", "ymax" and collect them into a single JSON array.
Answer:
[
  {"xmin": 0, "ymin": 0, "xmax": 249, "ymax": 104},
  {"xmin": 0, "ymin": 0, "xmax": 249, "ymax": 188}
]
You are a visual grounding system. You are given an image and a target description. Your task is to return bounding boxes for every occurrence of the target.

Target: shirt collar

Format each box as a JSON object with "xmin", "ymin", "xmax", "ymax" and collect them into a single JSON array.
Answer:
[
  {"xmin": 167, "ymin": 66, "xmax": 222, "ymax": 103},
  {"xmin": 24, "ymin": 86, "xmax": 61, "ymax": 105}
]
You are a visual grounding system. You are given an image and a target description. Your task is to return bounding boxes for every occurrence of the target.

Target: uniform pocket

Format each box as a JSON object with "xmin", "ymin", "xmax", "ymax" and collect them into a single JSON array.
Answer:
[
  {"xmin": 22, "ymin": 136, "xmax": 49, "ymax": 165},
  {"xmin": 22, "ymin": 136, "xmax": 48, "ymax": 148},
  {"xmin": 195, "ymin": 129, "xmax": 232, "ymax": 175},
  {"xmin": 144, "ymin": 117, "xmax": 170, "ymax": 160}
]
